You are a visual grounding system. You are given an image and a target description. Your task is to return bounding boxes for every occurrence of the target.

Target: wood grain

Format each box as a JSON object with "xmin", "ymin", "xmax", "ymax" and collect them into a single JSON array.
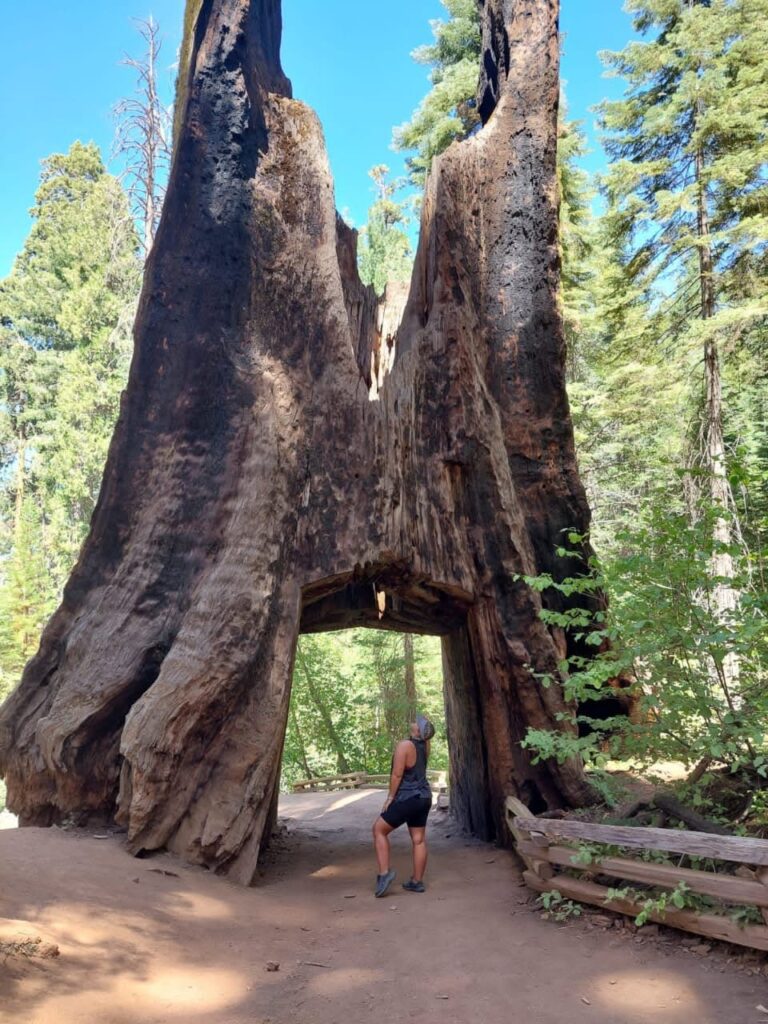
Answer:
[
  {"xmin": 514, "ymin": 815, "xmax": 768, "ymax": 865},
  {"xmin": 516, "ymin": 841, "xmax": 768, "ymax": 907},
  {"xmin": 0, "ymin": 0, "xmax": 602, "ymax": 883},
  {"xmin": 524, "ymin": 871, "xmax": 768, "ymax": 952}
]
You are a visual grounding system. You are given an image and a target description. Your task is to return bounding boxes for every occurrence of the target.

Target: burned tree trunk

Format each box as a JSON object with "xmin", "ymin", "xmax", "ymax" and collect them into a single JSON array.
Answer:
[{"xmin": 0, "ymin": 0, "xmax": 598, "ymax": 883}]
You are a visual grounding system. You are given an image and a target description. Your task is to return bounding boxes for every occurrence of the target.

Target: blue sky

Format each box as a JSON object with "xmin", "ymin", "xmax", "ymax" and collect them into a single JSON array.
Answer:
[{"xmin": 0, "ymin": 1, "xmax": 637, "ymax": 276}]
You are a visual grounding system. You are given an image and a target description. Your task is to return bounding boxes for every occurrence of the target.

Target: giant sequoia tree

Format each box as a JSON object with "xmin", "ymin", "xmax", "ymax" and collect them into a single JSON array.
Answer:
[{"xmin": 0, "ymin": 0, "xmax": 603, "ymax": 884}]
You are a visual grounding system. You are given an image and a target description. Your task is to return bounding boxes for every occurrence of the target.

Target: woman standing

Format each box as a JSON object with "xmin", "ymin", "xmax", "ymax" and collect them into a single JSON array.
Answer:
[{"xmin": 372, "ymin": 714, "xmax": 436, "ymax": 897}]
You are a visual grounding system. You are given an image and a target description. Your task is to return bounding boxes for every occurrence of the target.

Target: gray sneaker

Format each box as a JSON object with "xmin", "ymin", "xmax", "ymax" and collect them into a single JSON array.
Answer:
[
  {"xmin": 375, "ymin": 869, "xmax": 396, "ymax": 897},
  {"xmin": 402, "ymin": 878, "xmax": 426, "ymax": 893}
]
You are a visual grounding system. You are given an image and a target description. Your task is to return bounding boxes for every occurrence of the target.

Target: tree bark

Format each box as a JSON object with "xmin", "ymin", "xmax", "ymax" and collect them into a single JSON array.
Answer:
[
  {"xmin": 403, "ymin": 634, "xmax": 417, "ymax": 723},
  {"xmin": 0, "ymin": 0, "xmax": 600, "ymax": 883},
  {"xmin": 696, "ymin": 138, "xmax": 740, "ymax": 693}
]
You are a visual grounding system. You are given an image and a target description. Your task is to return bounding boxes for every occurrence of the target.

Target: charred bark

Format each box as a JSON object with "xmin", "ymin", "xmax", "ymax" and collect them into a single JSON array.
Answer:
[{"xmin": 0, "ymin": 0, "xmax": 599, "ymax": 883}]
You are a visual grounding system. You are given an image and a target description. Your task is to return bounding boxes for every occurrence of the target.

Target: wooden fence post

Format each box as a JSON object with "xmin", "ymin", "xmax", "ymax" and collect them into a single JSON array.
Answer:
[
  {"xmin": 757, "ymin": 868, "xmax": 768, "ymax": 927},
  {"xmin": 505, "ymin": 797, "xmax": 552, "ymax": 882}
]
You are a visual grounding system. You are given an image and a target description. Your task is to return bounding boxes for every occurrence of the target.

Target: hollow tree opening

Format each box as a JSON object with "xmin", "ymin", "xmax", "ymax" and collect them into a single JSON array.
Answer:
[
  {"xmin": 283, "ymin": 625, "xmax": 448, "ymax": 797},
  {"xmin": 292, "ymin": 566, "xmax": 493, "ymax": 842},
  {"xmin": 0, "ymin": 0, "xmax": 604, "ymax": 886}
]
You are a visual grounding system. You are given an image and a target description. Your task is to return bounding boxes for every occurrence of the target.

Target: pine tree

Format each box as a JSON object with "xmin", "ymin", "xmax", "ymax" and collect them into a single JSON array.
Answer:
[
  {"xmin": 357, "ymin": 166, "xmax": 413, "ymax": 296},
  {"xmin": 598, "ymin": 0, "xmax": 768, "ymax": 481},
  {"xmin": 598, "ymin": 0, "xmax": 768, "ymax": 695},
  {"xmin": 0, "ymin": 143, "xmax": 141, "ymax": 683},
  {"xmin": 0, "ymin": 142, "xmax": 140, "ymax": 351},
  {"xmin": 392, "ymin": 0, "xmax": 482, "ymax": 186},
  {"xmin": 0, "ymin": 496, "xmax": 53, "ymax": 698},
  {"xmin": 558, "ymin": 108, "xmax": 596, "ymax": 376}
]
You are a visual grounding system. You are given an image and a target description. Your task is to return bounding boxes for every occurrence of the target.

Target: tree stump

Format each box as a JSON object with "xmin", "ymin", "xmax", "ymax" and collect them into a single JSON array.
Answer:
[{"xmin": 0, "ymin": 0, "xmax": 601, "ymax": 884}]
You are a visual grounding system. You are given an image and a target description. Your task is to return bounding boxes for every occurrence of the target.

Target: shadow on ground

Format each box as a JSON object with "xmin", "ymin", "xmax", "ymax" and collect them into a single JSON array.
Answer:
[{"xmin": 0, "ymin": 789, "xmax": 763, "ymax": 1023}]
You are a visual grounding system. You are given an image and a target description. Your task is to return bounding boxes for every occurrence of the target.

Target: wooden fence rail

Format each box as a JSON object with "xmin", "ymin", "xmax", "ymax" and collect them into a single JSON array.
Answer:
[
  {"xmin": 507, "ymin": 796, "xmax": 768, "ymax": 953},
  {"xmin": 292, "ymin": 770, "xmax": 448, "ymax": 793}
]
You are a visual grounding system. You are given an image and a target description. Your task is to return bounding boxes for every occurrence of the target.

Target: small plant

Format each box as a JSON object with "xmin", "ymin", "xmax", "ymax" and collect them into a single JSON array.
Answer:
[
  {"xmin": 537, "ymin": 889, "xmax": 584, "ymax": 922},
  {"xmin": 729, "ymin": 904, "xmax": 764, "ymax": 928},
  {"xmin": 571, "ymin": 842, "xmax": 603, "ymax": 867},
  {"xmin": 603, "ymin": 881, "xmax": 698, "ymax": 926},
  {"xmin": 586, "ymin": 770, "xmax": 626, "ymax": 808},
  {"xmin": 634, "ymin": 882, "xmax": 692, "ymax": 926},
  {"xmin": 604, "ymin": 884, "xmax": 640, "ymax": 904},
  {"xmin": 636, "ymin": 848, "xmax": 674, "ymax": 865}
]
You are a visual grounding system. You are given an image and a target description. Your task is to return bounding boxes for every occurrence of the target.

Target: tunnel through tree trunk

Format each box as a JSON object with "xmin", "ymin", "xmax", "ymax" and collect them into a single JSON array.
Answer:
[{"xmin": 0, "ymin": 0, "xmax": 601, "ymax": 883}]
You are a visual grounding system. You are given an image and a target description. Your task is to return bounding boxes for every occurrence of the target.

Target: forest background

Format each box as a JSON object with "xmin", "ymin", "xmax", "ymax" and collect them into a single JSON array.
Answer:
[{"xmin": 0, "ymin": 0, "xmax": 766, "ymax": 815}]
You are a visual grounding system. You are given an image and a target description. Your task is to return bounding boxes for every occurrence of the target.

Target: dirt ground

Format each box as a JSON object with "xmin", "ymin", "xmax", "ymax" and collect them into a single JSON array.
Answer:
[{"xmin": 1, "ymin": 789, "xmax": 766, "ymax": 1024}]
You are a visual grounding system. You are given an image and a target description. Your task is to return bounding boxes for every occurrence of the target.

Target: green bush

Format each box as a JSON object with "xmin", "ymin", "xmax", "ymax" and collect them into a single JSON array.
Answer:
[{"xmin": 520, "ymin": 496, "xmax": 768, "ymax": 783}]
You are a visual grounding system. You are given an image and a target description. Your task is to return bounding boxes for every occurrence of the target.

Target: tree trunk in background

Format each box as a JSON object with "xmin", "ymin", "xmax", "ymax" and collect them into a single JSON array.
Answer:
[
  {"xmin": 403, "ymin": 634, "xmax": 417, "ymax": 723},
  {"xmin": 0, "ymin": 0, "xmax": 600, "ymax": 884},
  {"xmin": 375, "ymin": 639, "xmax": 401, "ymax": 749},
  {"xmin": 289, "ymin": 703, "xmax": 312, "ymax": 781},
  {"xmin": 696, "ymin": 140, "xmax": 740, "ymax": 695},
  {"xmin": 13, "ymin": 437, "xmax": 25, "ymax": 536},
  {"xmin": 296, "ymin": 643, "xmax": 350, "ymax": 775},
  {"xmin": 113, "ymin": 16, "xmax": 172, "ymax": 256}
]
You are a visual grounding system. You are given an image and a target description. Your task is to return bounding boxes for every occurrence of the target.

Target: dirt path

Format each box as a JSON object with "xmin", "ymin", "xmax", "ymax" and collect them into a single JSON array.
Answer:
[{"xmin": 1, "ymin": 789, "xmax": 765, "ymax": 1023}]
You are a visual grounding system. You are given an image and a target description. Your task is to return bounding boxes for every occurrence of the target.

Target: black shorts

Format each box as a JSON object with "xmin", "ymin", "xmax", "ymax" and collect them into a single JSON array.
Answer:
[{"xmin": 381, "ymin": 795, "xmax": 432, "ymax": 829}]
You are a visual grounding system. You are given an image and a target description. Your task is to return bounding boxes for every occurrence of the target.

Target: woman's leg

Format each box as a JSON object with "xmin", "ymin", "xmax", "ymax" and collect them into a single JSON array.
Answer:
[
  {"xmin": 407, "ymin": 825, "xmax": 427, "ymax": 882},
  {"xmin": 373, "ymin": 816, "xmax": 395, "ymax": 873}
]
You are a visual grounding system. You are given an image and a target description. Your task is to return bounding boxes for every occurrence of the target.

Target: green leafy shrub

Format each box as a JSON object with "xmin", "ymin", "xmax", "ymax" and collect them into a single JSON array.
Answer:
[
  {"xmin": 520, "ymin": 502, "xmax": 768, "ymax": 786},
  {"xmin": 537, "ymin": 890, "xmax": 584, "ymax": 922}
]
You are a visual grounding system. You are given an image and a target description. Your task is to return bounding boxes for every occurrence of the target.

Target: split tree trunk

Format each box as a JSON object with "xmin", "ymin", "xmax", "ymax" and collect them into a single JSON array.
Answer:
[{"xmin": 0, "ymin": 0, "xmax": 600, "ymax": 883}]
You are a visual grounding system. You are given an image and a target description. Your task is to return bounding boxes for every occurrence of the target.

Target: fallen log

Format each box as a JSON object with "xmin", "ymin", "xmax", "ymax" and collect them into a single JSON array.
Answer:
[{"xmin": 652, "ymin": 792, "xmax": 729, "ymax": 836}]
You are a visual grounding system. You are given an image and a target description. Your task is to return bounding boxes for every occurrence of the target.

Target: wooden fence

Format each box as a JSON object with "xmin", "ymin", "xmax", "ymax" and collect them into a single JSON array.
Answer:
[
  {"xmin": 292, "ymin": 770, "xmax": 448, "ymax": 793},
  {"xmin": 507, "ymin": 796, "xmax": 768, "ymax": 952}
]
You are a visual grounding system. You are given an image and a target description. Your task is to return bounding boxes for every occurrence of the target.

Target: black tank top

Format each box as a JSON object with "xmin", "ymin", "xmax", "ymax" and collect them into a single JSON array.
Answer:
[{"xmin": 394, "ymin": 738, "xmax": 431, "ymax": 801}]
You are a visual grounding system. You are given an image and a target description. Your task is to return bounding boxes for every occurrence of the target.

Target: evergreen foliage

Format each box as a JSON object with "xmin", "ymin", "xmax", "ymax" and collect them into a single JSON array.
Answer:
[
  {"xmin": 357, "ymin": 166, "xmax": 413, "ymax": 296},
  {"xmin": 1, "ymin": 3, "xmax": 766, "ymax": 817},
  {"xmin": 0, "ymin": 142, "xmax": 141, "ymax": 694},
  {"xmin": 593, "ymin": 0, "xmax": 768, "ymax": 542},
  {"xmin": 0, "ymin": 497, "xmax": 54, "ymax": 698},
  {"xmin": 282, "ymin": 630, "xmax": 446, "ymax": 788},
  {"xmin": 549, "ymin": 0, "xmax": 768, "ymax": 796},
  {"xmin": 393, "ymin": 0, "xmax": 482, "ymax": 185}
]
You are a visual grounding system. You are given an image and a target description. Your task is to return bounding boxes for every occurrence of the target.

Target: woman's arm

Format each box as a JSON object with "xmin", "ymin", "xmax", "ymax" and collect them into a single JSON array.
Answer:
[{"xmin": 382, "ymin": 741, "xmax": 409, "ymax": 810}]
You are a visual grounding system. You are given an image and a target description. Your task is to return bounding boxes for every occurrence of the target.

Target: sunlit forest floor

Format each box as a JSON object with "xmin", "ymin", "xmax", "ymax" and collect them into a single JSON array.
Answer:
[{"xmin": 0, "ymin": 790, "xmax": 762, "ymax": 1024}]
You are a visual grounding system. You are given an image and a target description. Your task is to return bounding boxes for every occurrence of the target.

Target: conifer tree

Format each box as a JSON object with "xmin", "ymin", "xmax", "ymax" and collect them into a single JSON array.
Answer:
[
  {"xmin": 393, "ymin": 0, "xmax": 482, "ymax": 186},
  {"xmin": 357, "ymin": 166, "xmax": 413, "ymax": 296},
  {"xmin": 0, "ymin": 496, "xmax": 53, "ymax": 698},
  {"xmin": 0, "ymin": 143, "xmax": 140, "ymax": 685},
  {"xmin": 598, "ymin": 0, "xmax": 768, "ymax": 689},
  {"xmin": 558, "ymin": 109, "xmax": 596, "ymax": 375}
]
